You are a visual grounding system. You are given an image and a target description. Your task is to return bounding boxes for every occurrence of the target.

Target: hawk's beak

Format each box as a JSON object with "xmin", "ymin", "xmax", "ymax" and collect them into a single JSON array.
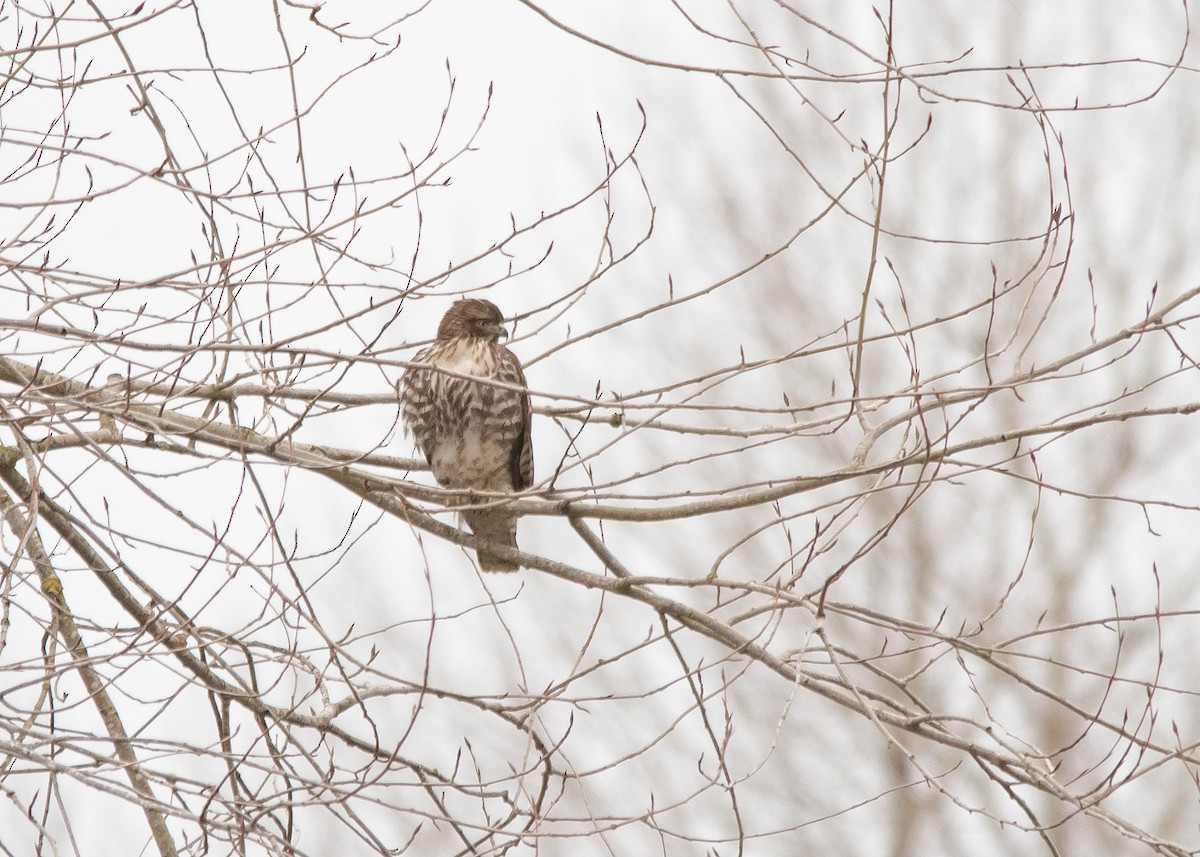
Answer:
[{"xmin": 496, "ymin": 323, "xmax": 510, "ymax": 342}]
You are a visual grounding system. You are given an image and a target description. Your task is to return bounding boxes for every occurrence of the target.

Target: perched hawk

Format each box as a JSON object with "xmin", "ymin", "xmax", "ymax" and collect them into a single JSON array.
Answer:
[{"xmin": 400, "ymin": 299, "xmax": 533, "ymax": 572}]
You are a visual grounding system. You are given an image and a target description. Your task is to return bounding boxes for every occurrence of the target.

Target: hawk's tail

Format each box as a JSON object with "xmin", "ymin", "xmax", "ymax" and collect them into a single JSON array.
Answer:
[{"xmin": 463, "ymin": 509, "xmax": 520, "ymax": 572}]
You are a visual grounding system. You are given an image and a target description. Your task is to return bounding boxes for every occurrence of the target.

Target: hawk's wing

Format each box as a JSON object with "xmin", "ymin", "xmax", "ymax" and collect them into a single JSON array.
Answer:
[
  {"xmin": 496, "ymin": 345, "xmax": 533, "ymax": 491},
  {"xmin": 399, "ymin": 345, "xmax": 436, "ymax": 466}
]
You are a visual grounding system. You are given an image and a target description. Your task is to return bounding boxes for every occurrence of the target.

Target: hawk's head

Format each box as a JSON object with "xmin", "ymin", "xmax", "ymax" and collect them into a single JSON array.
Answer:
[{"xmin": 436, "ymin": 299, "xmax": 509, "ymax": 343}]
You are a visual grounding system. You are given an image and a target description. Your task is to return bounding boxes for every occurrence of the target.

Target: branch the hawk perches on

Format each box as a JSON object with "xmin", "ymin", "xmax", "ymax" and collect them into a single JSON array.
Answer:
[{"xmin": 400, "ymin": 299, "xmax": 533, "ymax": 571}]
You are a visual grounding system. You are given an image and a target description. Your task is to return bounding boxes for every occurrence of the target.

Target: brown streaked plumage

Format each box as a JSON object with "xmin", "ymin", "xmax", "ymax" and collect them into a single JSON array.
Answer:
[{"xmin": 400, "ymin": 299, "xmax": 532, "ymax": 571}]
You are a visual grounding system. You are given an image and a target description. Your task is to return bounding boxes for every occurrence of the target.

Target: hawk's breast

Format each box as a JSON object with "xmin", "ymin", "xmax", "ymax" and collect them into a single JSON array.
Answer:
[{"xmin": 420, "ymin": 339, "xmax": 519, "ymax": 491}]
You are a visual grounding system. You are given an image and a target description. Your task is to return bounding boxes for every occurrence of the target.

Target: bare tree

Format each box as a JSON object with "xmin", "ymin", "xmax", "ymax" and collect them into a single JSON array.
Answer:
[{"xmin": 2, "ymin": 2, "xmax": 1199, "ymax": 855}]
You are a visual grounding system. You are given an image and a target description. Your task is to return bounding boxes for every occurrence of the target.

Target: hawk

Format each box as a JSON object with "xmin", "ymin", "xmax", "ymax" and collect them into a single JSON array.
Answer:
[{"xmin": 400, "ymin": 299, "xmax": 533, "ymax": 572}]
